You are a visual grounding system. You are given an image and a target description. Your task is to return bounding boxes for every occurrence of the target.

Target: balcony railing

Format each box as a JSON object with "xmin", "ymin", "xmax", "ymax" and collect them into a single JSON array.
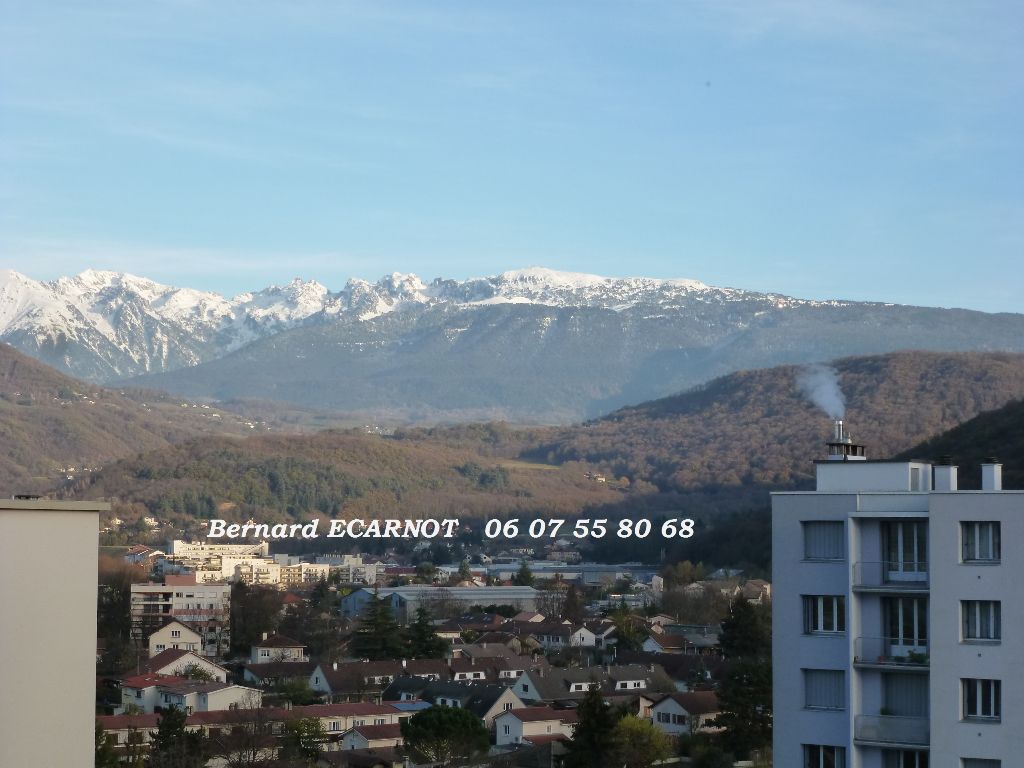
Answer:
[
  {"xmin": 853, "ymin": 561, "xmax": 928, "ymax": 590},
  {"xmin": 854, "ymin": 637, "xmax": 929, "ymax": 667},
  {"xmin": 855, "ymin": 714, "xmax": 929, "ymax": 746}
]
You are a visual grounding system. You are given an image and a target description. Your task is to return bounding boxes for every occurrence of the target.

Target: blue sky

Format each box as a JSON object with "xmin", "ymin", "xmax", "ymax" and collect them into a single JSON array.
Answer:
[{"xmin": 1, "ymin": 1, "xmax": 1021, "ymax": 312}]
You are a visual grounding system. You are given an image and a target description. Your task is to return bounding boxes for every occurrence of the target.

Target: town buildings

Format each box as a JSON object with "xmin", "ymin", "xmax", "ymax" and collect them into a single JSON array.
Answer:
[
  {"xmin": 130, "ymin": 575, "xmax": 231, "ymax": 657},
  {"xmin": 773, "ymin": 420, "xmax": 1021, "ymax": 768}
]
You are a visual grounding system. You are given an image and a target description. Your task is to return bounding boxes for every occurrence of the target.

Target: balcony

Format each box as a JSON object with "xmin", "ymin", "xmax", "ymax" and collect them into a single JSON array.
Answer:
[
  {"xmin": 853, "ymin": 561, "xmax": 928, "ymax": 592},
  {"xmin": 854, "ymin": 637, "xmax": 929, "ymax": 669},
  {"xmin": 854, "ymin": 714, "xmax": 929, "ymax": 747}
]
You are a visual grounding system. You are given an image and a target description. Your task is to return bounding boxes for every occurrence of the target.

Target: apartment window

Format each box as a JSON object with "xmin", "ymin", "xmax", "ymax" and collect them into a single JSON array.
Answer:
[
  {"xmin": 171, "ymin": 630, "xmax": 181, "ymax": 638},
  {"xmin": 804, "ymin": 745, "xmax": 846, "ymax": 768},
  {"xmin": 375, "ymin": 718, "xmax": 386, "ymax": 725},
  {"xmin": 962, "ymin": 678, "xmax": 1001, "ymax": 720},
  {"xmin": 883, "ymin": 750, "xmax": 928, "ymax": 768},
  {"xmin": 804, "ymin": 669, "xmax": 845, "ymax": 710},
  {"xmin": 882, "ymin": 521, "xmax": 927, "ymax": 579},
  {"xmin": 962, "ymin": 760, "xmax": 1000, "ymax": 768},
  {"xmin": 504, "ymin": 702, "xmax": 513, "ymax": 711},
  {"xmin": 803, "ymin": 596, "xmax": 846, "ymax": 634},
  {"xmin": 803, "ymin": 522, "xmax": 845, "ymax": 561},
  {"xmin": 962, "ymin": 601, "xmax": 1001, "ymax": 641},
  {"xmin": 329, "ymin": 721, "xmax": 339, "ymax": 731},
  {"xmin": 503, "ymin": 725, "xmax": 510, "ymax": 736},
  {"xmin": 353, "ymin": 719, "xmax": 365, "ymax": 727},
  {"xmin": 962, "ymin": 522, "xmax": 1000, "ymax": 562},
  {"xmin": 155, "ymin": 644, "xmax": 165, "ymax": 652}
]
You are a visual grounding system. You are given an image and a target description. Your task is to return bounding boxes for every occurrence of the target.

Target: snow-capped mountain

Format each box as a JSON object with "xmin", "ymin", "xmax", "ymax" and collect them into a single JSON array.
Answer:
[
  {"xmin": 0, "ymin": 266, "xmax": 790, "ymax": 381},
  {"xmin": 4, "ymin": 266, "xmax": 1024, "ymax": 422}
]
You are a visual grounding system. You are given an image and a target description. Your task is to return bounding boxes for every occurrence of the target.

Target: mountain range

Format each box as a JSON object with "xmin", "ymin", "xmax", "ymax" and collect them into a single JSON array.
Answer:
[{"xmin": 5, "ymin": 268, "xmax": 1024, "ymax": 422}]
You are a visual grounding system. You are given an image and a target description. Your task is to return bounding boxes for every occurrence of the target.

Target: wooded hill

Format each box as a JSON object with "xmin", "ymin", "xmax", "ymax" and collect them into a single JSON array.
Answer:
[
  {"xmin": 0, "ymin": 344, "xmax": 280, "ymax": 494},
  {"xmin": 897, "ymin": 397, "xmax": 1024, "ymax": 490},
  {"xmin": 519, "ymin": 351, "xmax": 1024, "ymax": 495},
  {"xmin": 57, "ymin": 430, "xmax": 621, "ymax": 533}
]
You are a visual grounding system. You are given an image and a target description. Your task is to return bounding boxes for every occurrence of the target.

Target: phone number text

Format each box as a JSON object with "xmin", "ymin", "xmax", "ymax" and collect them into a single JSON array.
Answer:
[{"xmin": 483, "ymin": 518, "xmax": 694, "ymax": 540}]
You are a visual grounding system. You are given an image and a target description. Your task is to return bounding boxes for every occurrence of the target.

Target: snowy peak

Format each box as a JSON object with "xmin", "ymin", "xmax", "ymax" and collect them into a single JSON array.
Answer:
[{"xmin": 0, "ymin": 266, "xmax": 774, "ymax": 381}]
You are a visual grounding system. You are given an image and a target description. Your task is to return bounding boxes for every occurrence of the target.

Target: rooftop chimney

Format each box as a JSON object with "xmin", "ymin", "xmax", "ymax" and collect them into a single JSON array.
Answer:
[
  {"xmin": 933, "ymin": 456, "xmax": 958, "ymax": 491},
  {"xmin": 826, "ymin": 419, "xmax": 866, "ymax": 461},
  {"xmin": 981, "ymin": 458, "xmax": 1003, "ymax": 492}
]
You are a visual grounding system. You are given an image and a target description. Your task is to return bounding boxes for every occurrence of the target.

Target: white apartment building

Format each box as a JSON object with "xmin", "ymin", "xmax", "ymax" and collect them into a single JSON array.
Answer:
[
  {"xmin": 168, "ymin": 539, "xmax": 269, "ymax": 562},
  {"xmin": 773, "ymin": 420, "xmax": 1021, "ymax": 768},
  {"xmin": 130, "ymin": 577, "xmax": 231, "ymax": 657}
]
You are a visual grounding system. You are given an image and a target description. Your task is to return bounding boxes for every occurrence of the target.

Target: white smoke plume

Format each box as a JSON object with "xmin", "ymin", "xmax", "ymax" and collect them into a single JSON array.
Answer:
[{"xmin": 798, "ymin": 364, "xmax": 846, "ymax": 419}]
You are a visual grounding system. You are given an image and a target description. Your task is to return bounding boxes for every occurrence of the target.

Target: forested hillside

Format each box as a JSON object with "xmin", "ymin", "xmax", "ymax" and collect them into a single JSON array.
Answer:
[
  {"xmin": 522, "ymin": 352, "xmax": 1024, "ymax": 494},
  {"xmin": 897, "ymin": 398, "xmax": 1024, "ymax": 489},
  {"xmin": 59, "ymin": 431, "xmax": 620, "ymax": 533},
  {"xmin": 0, "ymin": 344, "xmax": 272, "ymax": 494}
]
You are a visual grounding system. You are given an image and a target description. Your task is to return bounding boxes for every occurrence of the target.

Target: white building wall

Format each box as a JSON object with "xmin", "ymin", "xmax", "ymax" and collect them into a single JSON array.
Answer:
[
  {"xmin": 776, "ymin": 459, "xmax": 1024, "ymax": 768},
  {"xmin": 0, "ymin": 500, "xmax": 106, "ymax": 768},
  {"xmin": 929, "ymin": 492, "xmax": 1024, "ymax": 767}
]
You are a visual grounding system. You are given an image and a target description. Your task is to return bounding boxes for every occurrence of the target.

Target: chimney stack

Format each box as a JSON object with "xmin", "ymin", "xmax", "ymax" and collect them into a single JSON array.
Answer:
[
  {"xmin": 262, "ymin": 632, "xmax": 268, "ymax": 641},
  {"xmin": 933, "ymin": 456, "xmax": 958, "ymax": 491},
  {"xmin": 981, "ymin": 458, "xmax": 1003, "ymax": 491},
  {"xmin": 826, "ymin": 419, "xmax": 866, "ymax": 461}
]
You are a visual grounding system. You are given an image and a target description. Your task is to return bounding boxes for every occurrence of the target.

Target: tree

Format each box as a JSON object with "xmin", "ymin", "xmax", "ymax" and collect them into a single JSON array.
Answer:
[
  {"xmin": 414, "ymin": 561, "xmax": 438, "ymax": 583},
  {"xmin": 609, "ymin": 716, "xmax": 672, "ymax": 768},
  {"xmin": 231, "ymin": 582, "xmax": 284, "ymax": 656},
  {"xmin": 719, "ymin": 597, "xmax": 770, "ymax": 659},
  {"xmin": 350, "ymin": 590, "xmax": 404, "ymax": 660},
  {"xmin": 609, "ymin": 608, "xmax": 645, "ymax": 652},
  {"xmin": 513, "ymin": 560, "xmax": 534, "ymax": 587},
  {"xmin": 95, "ymin": 723, "xmax": 120, "ymax": 768},
  {"xmin": 563, "ymin": 687, "xmax": 617, "ymax": 768},
  {"xmin": 404, "ymin": 606, "xmax": 448, "ymax": 659},
  {"xmin": 400, "ymin": 705, "xmax": 490, "ymax": 766},
  {"xmin": 455, "ymin": 559, "xmax": 473, "ymax": 583},
  {"xmin": 149, "ymin": 706, "xmax": 206, "ymax": 768},
  {"xmin": 279, "ymin": 717, "xmax": 326, "ymax": 763},
  {"xmin": 563, "ymin": 584, "xmax": 584, "ymax": 623},
  {"xmin": 177, "ymin": 663, "xmax": 216, "ymax": 681},
  {"xmin": 714, "ymin": 657, "xmax": 772, "ymax": 759},
  {"xmin": 694, "ymin": 746, "xmax": 736, "ymax": 768}
]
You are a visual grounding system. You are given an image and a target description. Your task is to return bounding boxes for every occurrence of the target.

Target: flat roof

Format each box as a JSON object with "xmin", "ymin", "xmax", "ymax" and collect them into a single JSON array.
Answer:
[{"xmin": 0, "ymin": 499, "xmax": 110, "ymax": 512}]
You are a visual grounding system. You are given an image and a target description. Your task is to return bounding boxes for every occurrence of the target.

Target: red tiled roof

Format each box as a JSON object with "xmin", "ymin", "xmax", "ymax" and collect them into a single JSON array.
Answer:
[
  {"xmin": 120, "ymin": 673, "xmax": 190, "ymax": 689},
  {"xmin": 96, "ymin": 713, "xmax": 160, "ymax": 730}
]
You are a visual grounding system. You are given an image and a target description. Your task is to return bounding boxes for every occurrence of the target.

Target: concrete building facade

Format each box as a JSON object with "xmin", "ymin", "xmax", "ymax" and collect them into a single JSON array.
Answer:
[
  {"xmin": 773, "ymin": 421, "xmax": 1021, "ymax": 768},
  {"xmin": 0, "ymin": 498, "xmax": 108, "ymax": 768}
]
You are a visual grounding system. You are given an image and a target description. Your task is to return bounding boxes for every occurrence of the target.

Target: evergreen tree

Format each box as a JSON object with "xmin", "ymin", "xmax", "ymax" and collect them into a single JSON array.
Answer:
[
  {"xmin": 350, "ymin": 591, "xmax": 404, "ymax": 660},
  {"xmin": 513, "ymin": 559, "xmax": 534, "ymax": 587},
  {"xmin": 95, "ymin": 723, "xmax": 120, "ymax": 768},
  {"xmin": 719, "ymin": 597, "xmax": 770, "ymax": 659},
  {"xmin": 714, "ymin": 657, "xmax": 772, "ymax": 759},
  {"xmin": 562, "ymin": 584, "xmax": 584, "ymax": 623},
  {"xmin": 404, "ymin": 606, "xmax": 448, "ymax": 659},
  {"xmin": 149, "ymin": 706, "xmax": 206, "ymax": 768},
  {"xmin": 563, "ymin": 687, "xmax": 617, "ymax": 768},
  {"xmin": 456, "ymin": 559, "xmax": 473, "ymax": 582}
]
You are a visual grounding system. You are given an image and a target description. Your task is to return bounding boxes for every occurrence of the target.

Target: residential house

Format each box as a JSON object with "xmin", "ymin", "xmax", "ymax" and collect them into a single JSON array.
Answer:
[
  {"xmin": 494, "ymin": 707, "xmax": 578, "ymax": 747},
  {"xmin": 310, "ymin": 659, "xmax": 448, "ymax": 703},
  {"xmin": 380, "ymin": 680, "xmax": 523, "ymax": 730},
  {"xmin": 651, "ymin": 691, "xmax": 721, "ymax": 737},
  {"xmin": 148, "ymin": 619, "xmax": 202, "ymax": 657},
  {"xmin": 136, "ymin": 648, "xmax": 228, "ymax": 683},
  {"xmin": 340, "ymin": 724, "xmax": 403, "ymax": 751},
  {"xmin": 118, "ymin": 673, "xmax": 262, "ymax": 714},
  {"xmin": 130, "ymin": 575, "xmax": 230, "ymax": 657},
  {"xmin": 512, "ymin": 664, "xmax": 676, "ymax": 707},
  {"xmin": 251, "ymin": 633, "xmax": 308, "ymax": 664}
]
